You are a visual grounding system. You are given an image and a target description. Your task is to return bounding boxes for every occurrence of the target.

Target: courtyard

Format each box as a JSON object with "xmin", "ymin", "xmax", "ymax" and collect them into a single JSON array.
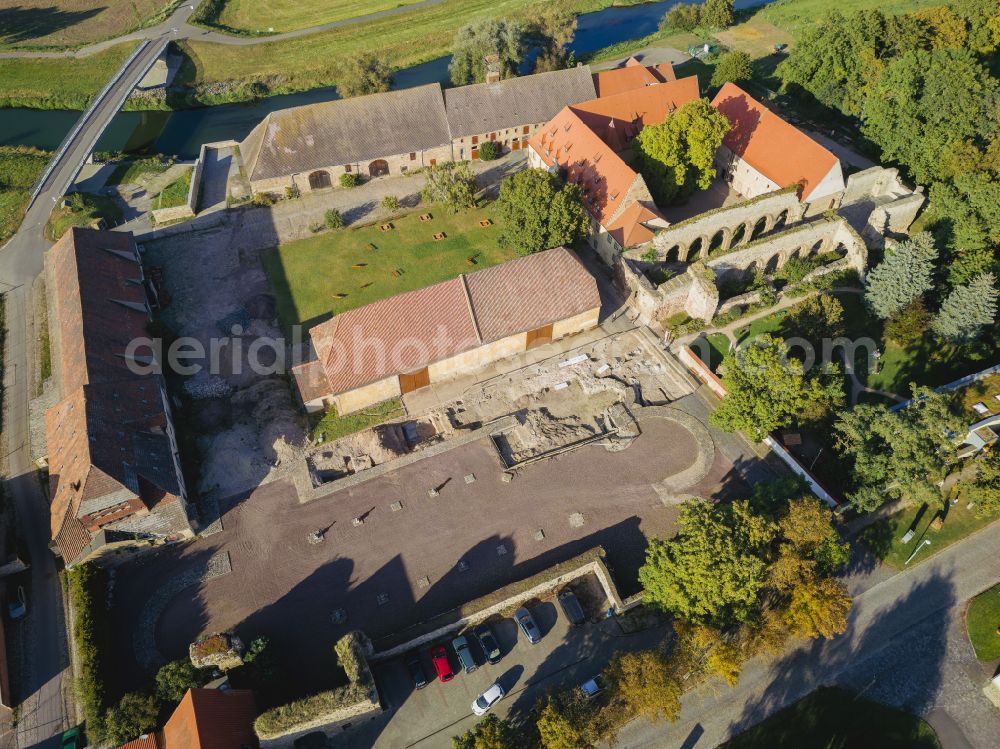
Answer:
[{"xmin": 109, "ymin": 393, "xmax": 766, "ymax": 699}]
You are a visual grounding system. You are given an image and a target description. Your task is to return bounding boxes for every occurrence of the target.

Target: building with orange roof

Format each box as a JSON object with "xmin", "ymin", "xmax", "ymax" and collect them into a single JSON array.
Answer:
[
  {"xmin": 527, "ymin": 77, "xmax": 701, "ymax": 258},
  {"xmin": 292, "ymin": 247, "xmax": 601, "ymax": 414},
  {"xmin": 116, "ymin": 687, "xmax": 258, "ymax": 749},
  {"xmin": 711, "ymin": 83, "xmax": 844, "ymax": 205},
  {"xmin": 592, "ymin": 56, "xmax": 677, "ymax": 98}
]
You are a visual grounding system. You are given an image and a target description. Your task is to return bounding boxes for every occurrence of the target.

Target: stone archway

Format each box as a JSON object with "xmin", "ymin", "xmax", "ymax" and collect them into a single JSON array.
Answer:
[
  {"xmin": 764, "ymin": 254, "xmax": 781, "ymax": 274},
  {"xmin": 773, "ymin": 209, "xmax": 789, "ymax": 231},
  {"xmin": 807, "ymin": 239, "xmax": 824, "ymax": 256},
  {"xmin": 708, "ymin": 228, "xmax": 726, "ymax": 255},
  {"xmin": 664, "ymin": 244, "xmax": 682, "ymax": 263},
  {"xmin": 368, "ymin": 159, "xmax": 390, "ymax": 178},
  {"xmin": 749, "ymin": 216, "xmax": 768, "ymax": 242},
  {"xmin": 689, "ymin": 236, "xmax": 705, "ymax": 259},
  {"xmin": 730, "ymin": 222, "xmax": 747, "ymax": 247},
  {"xmin": 308, "ymin": 170, "xmax": 331, "ymax": 190}
]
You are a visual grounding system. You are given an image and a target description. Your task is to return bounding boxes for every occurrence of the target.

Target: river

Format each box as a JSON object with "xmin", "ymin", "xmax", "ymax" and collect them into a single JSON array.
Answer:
[{"xmin": 0, "ymin": 0, "xmax": 769, "ymax": 158}]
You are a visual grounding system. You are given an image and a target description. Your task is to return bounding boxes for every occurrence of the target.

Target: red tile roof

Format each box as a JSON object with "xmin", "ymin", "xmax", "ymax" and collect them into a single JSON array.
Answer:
[
  {"xmin": 117, "ymin": 733, "xmax": 163, "ymax": 749},
  {"xmin": 592, "ymin": 56, "xmax": 678, "ymax": 97},
  {"xmin": 711, "ymin": 83, "xmax": 842, "ymax": 201},
  {"xmin": 163, "ymin": 688, "xmax": 258, "ymax": 749},
  {"xmin": 310, "ymin": 247, "xmax": 600, "ymax": 395}
]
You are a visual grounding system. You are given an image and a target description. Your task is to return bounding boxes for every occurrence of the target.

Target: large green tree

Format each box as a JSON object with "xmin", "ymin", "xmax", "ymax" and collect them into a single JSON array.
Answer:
[
  {"xmin": 453, "ymin": 714, "xmax": 521, "ymax": 749},
  {"xmin": 104, "ymin": 692, "xmax": 159, "ymax": 746},
  {"xmin": 449, "ymin": 18, "xmax": 526, "ymax": 85},
  {"xmin": 710, "ymin": 334, "xmax": 845, "ymax": 441},
  {"xmin": 496, "ymin": 168, "xmax": 587, "ymax": 255},
  {"xmin": 634, "ymin": 98, "xmax": 731, "ymax": 204},
  {"xmin": 932, "ymin": 271, "xmax": 998, "ymax": 342},
  {"xmin": 928, "ymin": 172, "xmax": 1000, "ymax": 286},
  {"xmin": 701, "ymin": 0, "xmax": 734, "ymax": 29},
  {"xmin": 862, "ymin": 47, "xmax": 999, "ymax": 185},
  {"xmin": 337, "ymin": 52, "xmax": 393, "ymax": 98},
  {"xmin": 155, "ymin": 659, "xmax": 207, "ymax": 705},
  {"xmin": 834, "ymin": 385, "xmax": 965, "ymax": 511},
  {"xmin": 605, "ymin": 649, "xmax": 682, "ymax": 723},
  {"xmin": 422, "ymin": 161, "xmax": 477, "ymax": 212},
  {"xmin": 863, "ymin": 232, "xmax": 938, "ymax": 319},
  {"xmin": 711, "ymin": 50, "xmax": 753, "ymax": 88}
]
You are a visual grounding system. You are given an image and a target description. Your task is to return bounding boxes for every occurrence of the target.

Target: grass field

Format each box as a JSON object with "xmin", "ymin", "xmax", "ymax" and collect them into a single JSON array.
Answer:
[
  {"xmin": 45, "ymin": 192, "xmax": 123, "ymax": 241},
  {"xmin": 312, "ymin": 398, "xmax": 405, "ymax": 444},
  {"xmin": 0, "ymin": 146, "xmax": 49, "ymax": 244},
  {"xmin": 154, "ymin": 168, "xmax": 192, "ymax": 209},
  {"xmin": 207, "ymin": 0, "xmax": 428, "ymax": 34},
  {"xmin": 261, "ymin": 204, "xmax": 518, "ymax": 333},
  {"xmin": 0, "ymin": 41, "xmax": 135, "ymax": 110},
  {"xmin": 0, "ymin": 0, "xmax": 180, "ymax": 49},
  {"xmin": 107, "ymin": 157, "xmax": 172, "ymax": 185},
  {"xmin": 966, "ymin": 585, "xmax": 1000, "ymax": 661},
  {"xmin": 721, "ymin": 687, "xmax": 940, "ymax": 749},
  {"xmin": 860, "ymin": 496, "xmax": 1000, "ymax": 570}
]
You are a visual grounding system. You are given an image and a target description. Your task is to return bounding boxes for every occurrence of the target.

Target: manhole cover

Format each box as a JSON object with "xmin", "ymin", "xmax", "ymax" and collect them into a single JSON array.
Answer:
[
  {"xmin": 376, "ymin": 593, "xmax": 390, "ymax": 606},
  {"xmin": 569, "ymin": 513, "xmax": 585, "ymax": 528},
  {"xmin": 331, "ymin": 608, "xmax": 347, "ymax": 624}
]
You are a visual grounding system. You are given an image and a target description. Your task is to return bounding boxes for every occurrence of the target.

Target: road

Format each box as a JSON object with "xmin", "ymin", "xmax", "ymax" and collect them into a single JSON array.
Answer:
[{"xmin": 0, "ymin": 21, "xmax": 171, "ymax": 749}]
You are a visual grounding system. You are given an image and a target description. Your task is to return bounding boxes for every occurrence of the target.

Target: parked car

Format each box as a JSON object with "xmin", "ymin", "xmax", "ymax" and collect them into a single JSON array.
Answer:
[
  {"xmin": 472, "ymin": 681, "xmax": 506, "ymax": 716},
  {"xmin": 473, "ymin": 624, "xmax": 502, "ymax": 665},
  {"xmin": 581, "ymin": 675, "xmax": 606, "ymax": 699},
  {"xmin": 430, "ymin": 644, "xmax": 454, "ymax": 682},
  {"xmin": 6, "ymin": 586, "xmax": 26, "ymax": 621},
  {"xmin": 515, "ymin": 606, "xmax": 541, "ymax": 644},
  {"xmin": 452, "ymin": 634, "xmax": 477, "ymax": 673},
  {"xmin": 558, "ymin": 589, "xmax": 585, "ymax": 627},
  {"xmin": 405, "ymin": 652, "xmax": 427, "ymax": 689}
]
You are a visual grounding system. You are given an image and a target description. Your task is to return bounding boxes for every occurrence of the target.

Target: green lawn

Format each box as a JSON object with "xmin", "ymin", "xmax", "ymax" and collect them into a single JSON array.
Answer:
[
  {"xmin": 862, "ymin": 335, "xmax": 994, "ymax": 398},
  {"xmin": 206, "ymin": 0, "xmax": 428, "ymax": 34},
  {"xmin": 966, "ymin": 585, "xmax": 1000, "ymax": 661},
  {"xmin": 0, "ymin": 146, "xmax": 49, "ymax": 243},
  {"xmin": 261, "ymin": 204, "xmax": 518, "ymax": 333},
  {"xmin": 721, "ymin": 687, "xmax": 940, "ymax": 749},
  {"xmin": 312, "ymin": 398, "xmax": 405, "ymax": 444},
  {"xmin": 859, "ymin": 496, "xmax": 1000, "ymax": 570},
  {"xmin": 45, "ymin": 192, "xmax": 123, "ymax": 241},
  {"xmin": 107, "ymin": 157, "xmax": 172, "ymax": 185},
  {"xmin": 0, "ymin": 41, "xmax": 135, "ymax": 109},
  {"xmin": 154, "ymin": 168, "xmax": 192, "ymax": 209},
  {"xmin": 0, "ymin": 0, "xmax": 180, "ymax": 50}
]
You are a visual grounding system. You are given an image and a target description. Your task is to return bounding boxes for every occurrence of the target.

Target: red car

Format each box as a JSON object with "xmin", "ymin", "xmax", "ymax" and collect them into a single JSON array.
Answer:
[{"xmin": 430, "ymin": 645, "xmax": 454, "ymax": 682}]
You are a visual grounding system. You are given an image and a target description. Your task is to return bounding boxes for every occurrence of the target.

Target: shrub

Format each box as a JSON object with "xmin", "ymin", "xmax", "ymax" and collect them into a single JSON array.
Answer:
[
  {"xmin": 340, "ymin": 173, "xmax": 361, "ymax": 188},
  {"xmin": 325, "ymin": 209, "xmax": 345, "ymax": 229},
  {"xmin": 661, "ymin": 3, "xmax": 700, "ymax": 31},
  {"xmin": 641, "ymin": 248, "xmax": 658, "ymax": 263},
  {"xmin": 155, "ymin": 659, "xmax": 208, "ymax": 705},
  {"xmin": 104, "ymin": 692, "xmax": 158, "ymax": 746},
  {"xmin": 381, "ymin": 195, "xmax": 400, "ymax": 211},
  {"xmin": 67, "ymin": 564, "xmax": 110, "ymax": 742},
  {"xmin": 884, "ymin": 297, "xmax": 931, "ymax": 345},
  {"xmin": 477, "ymin": 140, "xmax": 502, "ymax": 161},
  {"xmin": 251, "ymin": 192, "xmax": 275, "ymax": 206},
  {"xmin": 283, "ymin": 184, "xmax": 299, "ymax": 200},
  {"xmin": 711, "ymin": 50, "xmax": 753, "ymax": 88}
]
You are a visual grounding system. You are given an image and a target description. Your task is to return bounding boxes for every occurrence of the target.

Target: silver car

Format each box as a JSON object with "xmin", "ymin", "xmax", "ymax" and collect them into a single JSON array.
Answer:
[
  {"xmin": 472, "ymin": 681, "xmax": 506, "ymax": 716},
  {"xmin": 515, "ymin": 606, "xmax": 541, "ymax": 644}
]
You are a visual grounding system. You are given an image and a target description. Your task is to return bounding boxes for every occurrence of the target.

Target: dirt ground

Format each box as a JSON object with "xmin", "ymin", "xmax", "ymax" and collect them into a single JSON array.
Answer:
[{"xmin": 111, "ymin": 404, "xmax": 754, "ymax": 696}]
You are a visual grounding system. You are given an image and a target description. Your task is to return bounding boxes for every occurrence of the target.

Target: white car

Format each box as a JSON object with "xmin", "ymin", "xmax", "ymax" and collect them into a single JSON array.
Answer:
[{"xmin": 471, "ymin": 681, "xmax": 505, "ymax": 716}]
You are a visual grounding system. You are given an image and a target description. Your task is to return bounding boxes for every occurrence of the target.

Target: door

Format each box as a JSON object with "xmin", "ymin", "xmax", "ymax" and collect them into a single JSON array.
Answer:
[
  {"xmin": 399, "ymin": 367, "xmax": 430, "ymax": 394},
  {"xmin": 525, "ymin": 324, "xmax": 554, "ymax": 350},
  {"xmin": 369, "ymin": 159, "xmax": 390, "ymax": 178}
]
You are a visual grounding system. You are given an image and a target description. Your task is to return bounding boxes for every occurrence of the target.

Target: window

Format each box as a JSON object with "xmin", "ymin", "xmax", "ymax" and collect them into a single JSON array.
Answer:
[
  {"xmin": 523, "ymin": 125, "xmax": 529, "ymax": 135},
  {"xmin": 489, "ymin": 132, "xmax": 497, "ymax": 141},
  {"xmin": 409, "ymin": 152, "xmax": 416, "ymax": 161},
  {"xmin": 344, "ymin": 164, "xmax": 351, "ymax": 173},
  {"xmin": 472, "ymin": 135, "xmax": 479, "ymax": 145},
  {"xmin": 430, "ymin": 159, "xmax": 437, "ymax": 166},
  {"xmin": 401, "ymin": 165, "xmax": 408, "ymax": 172}
]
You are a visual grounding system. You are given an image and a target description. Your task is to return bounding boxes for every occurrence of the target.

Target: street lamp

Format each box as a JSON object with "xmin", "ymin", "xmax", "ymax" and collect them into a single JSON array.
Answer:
[{"xmin": 904, "ymin": 538, "xmax": 931, "ymax": 565}]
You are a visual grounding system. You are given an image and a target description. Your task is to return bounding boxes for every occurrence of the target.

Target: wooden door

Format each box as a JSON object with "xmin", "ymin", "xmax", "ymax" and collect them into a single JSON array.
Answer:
[
  {"xmin": 525, "ymin": 324, "xmax": 554, "ymax": 350},
  {"xmin": 399, "ymin": 367, "xmax": 430, "ymax": 394}
]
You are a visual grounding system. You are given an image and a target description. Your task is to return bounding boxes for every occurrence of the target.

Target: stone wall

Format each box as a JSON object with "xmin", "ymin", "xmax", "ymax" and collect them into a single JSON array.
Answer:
[
  {"xmin": 257, "ymin": 698, "xmax": 381, "ymax": 749},
  {"xmin": 452, "ymin": 122, "xmax": 543, "ymax": 160},
  {"xmin": 150, "ymin": 203, "xmax": 195, "ymax": 224},
  {"xmin": 646, "ymin": 188, "xmax": 803, "ymax": 262},
  {"xmin": 616, "ymin": 259, "xmax": 718, "ymax": 324}
]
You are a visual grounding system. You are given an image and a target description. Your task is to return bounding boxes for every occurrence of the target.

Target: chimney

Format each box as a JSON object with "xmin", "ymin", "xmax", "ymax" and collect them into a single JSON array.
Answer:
[{"xmin": 484, "ymin": 55, "xmax": 501, "ymax": 85}]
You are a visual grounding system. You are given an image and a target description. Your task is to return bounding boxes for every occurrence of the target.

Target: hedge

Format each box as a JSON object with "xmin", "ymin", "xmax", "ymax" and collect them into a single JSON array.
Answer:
[{"xmin": 67, "ymin": 564, "xmax": 111, "ymax": 741}]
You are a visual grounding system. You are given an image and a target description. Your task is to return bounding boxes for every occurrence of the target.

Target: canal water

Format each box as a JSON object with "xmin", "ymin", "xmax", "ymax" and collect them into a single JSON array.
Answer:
[{"xmin": 0, "ymin": 0, "xmax": 768, "ymax": 158}]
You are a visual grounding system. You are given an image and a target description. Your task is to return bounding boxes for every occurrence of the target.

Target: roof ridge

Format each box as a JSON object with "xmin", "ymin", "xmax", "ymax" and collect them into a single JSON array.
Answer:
[{"xmin": 459, "ymin": 274, "xmax": 483, "ymax": 345}]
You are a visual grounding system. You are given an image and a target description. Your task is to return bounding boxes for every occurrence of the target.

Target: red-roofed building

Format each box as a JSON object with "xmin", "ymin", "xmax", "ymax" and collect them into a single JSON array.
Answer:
[
  {"xmin": 44, "ymin": 228, "xmax": 192, "ymax": 568},
  {"xmin": 592, "ymin": 56, "xmax": 677, "ymax": 97},
  {"xmin": 711, "ymin": 83, "xmax": 844, "ymax": 204},
  {"xmin": 527, "ymin": 77, "xmax": 701, "ymax": 257},
  {"xmin": 116, "ymin": 687, "xmax": 258, "ymax": 749},
  {"xmin": 292, "ymin": 247, "xmax": 601, "ymax": 414}
]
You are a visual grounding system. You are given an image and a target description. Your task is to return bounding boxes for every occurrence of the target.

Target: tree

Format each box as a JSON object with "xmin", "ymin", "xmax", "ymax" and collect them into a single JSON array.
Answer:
[
  {"xmin": 422, "ymin": 161, "xmax": 477, "ymax": 212},
  {"xmin": 661, "ymin": 3, "xmax": 700, "ymax": 32},
  {"xmin": 536, "ymin": 690, "xmax": 593, "ymax": 749},
  {"xmin": 531, "ymin": 8, "xmax": 576, "ymax": 73},
  {"xmin": 710, "ymin": 335, "xmax": 845, "ymax": 441},
  {"xmin": 701, "ymin": 0, "xmax": 734, "ymax": 29},
  {"xmin": 324, "ymin": 208, "xmax": 344, "ymax": 229},
  {"xmin": 965, "ymin": 449, "xmax": 1000, "ymax": 519},
  {"xmin": 338, "ymin": 52, "xmax": 393, "ymax": 98},
  {"xmin": 711, "ymin": 51, "xmax": 753, "ymax": 88},
  {"xmin": 496, "ymin": 169, "xmax": 587, "ymax": 255},
  {"xmin": 340, "ymin": 173, "xmax": 361, "ymax": 188},
  {"xmin": 155, "ymin": 659, "xmax": 206, "ymax": 704},
  {"xmin": 450, "ymin": 18, "xmax": 526, "ymax": 85},
  {"xmin": 883, "ymin": 297, "xmax": 931, "ymax": 345},
  {"xmin": 782, "ymin": 293, "xmax": 845, "ymax": 342},
  {"xmin": 863, "ymin": 232, "xmax": 938, "ymax": 319},
  {"xmin": 606, "ymin": 649, "xmax": 682, "ymax": 723},
  {"xmin": 453, "ymin": 714, "xmax": 521, "ymax": 749},
  {"xmin": 932, "ymin": 272, "xmax": 998, "ymax": 342},
  {"xmin": 910, "ymin": 6, "xmax": 968, "ymax": 49},
  {"xmin": 778, "ymin": 497, "xmax": 850, "ymax": 575},
  {"xmin": 477, "ymin": 140, "xmax": 502, "ymax": 161},
  {"xmin": 104, "ymin": 692, "xmax": 159, "ymax": 746},
  {"xmin": 926, "ymin": 172, "xmax": 1000, "ymax": 285},
  {"xmin": 640, "ymin": 500, "xmax": 774, "ymax": 625},
  {"xmin": 783, "ymin": 576, "xmax": 852, "ymax": 639},
  {"xmin": 834, "ymin": 385, "xmax": 965, "ymax": 511},
  {"xmin": 862, "ymin": 48, "xmax": 1000, "ymax": 185},
  {"xmin": 634, "ymin": 98, "xmax": 731, "ymax": 204}
]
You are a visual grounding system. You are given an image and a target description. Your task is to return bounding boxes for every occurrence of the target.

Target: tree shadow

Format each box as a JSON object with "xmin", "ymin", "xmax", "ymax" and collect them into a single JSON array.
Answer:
[{"xmin": 0, "ymin": 5, "xmax": 104, "ymax": 46}]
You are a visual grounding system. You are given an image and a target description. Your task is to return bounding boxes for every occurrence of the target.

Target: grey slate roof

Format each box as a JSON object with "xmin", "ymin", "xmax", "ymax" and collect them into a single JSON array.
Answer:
[
  {"xmin": 242, "ymin": 83, "xmax": 452, "ymax": 181},
  {"xmin": 444, "ymin": 66, "xmax": 597, "ymax": 138}
]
